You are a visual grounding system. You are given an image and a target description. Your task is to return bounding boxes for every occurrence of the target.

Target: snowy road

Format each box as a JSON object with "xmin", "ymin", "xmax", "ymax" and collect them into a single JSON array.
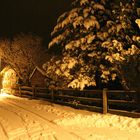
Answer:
[
  {"xmin": 0, "ymin": 93, "xmax": 140, "ymax": 140},
  {"xmin": 0, "ymin": 94, "xmax": 82, "ymax": 140}
]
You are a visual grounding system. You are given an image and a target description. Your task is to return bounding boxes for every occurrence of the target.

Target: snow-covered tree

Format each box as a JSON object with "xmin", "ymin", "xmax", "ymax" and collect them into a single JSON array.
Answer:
[
  {"xmin": 0, "ymin": 34, "xmax": 47, "ymax": 85},
  {"xmin": 44, "ymin": 0, "xmax": 140, "ymax": 90}
]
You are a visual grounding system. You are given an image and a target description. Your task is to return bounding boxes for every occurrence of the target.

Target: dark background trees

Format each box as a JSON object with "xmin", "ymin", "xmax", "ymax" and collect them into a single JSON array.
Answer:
[{"xmin": 0, "ymin": 34, "xmax": 47, "ymax": 85}]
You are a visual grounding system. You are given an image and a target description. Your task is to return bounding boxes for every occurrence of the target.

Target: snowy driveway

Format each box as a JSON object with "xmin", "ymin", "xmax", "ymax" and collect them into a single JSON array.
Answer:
[
  {"xmin": 0, "ymin": 94, "xmax": 82, "ymax": 140},
  {"xmin": 0, "ymin": 93, "xmax": 140, "ymax": 140}
]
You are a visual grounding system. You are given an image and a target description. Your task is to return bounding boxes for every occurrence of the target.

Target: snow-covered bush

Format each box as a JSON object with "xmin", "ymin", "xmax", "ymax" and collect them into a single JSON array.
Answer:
[{"xmin": 44, "ymin": 0, "xmax": 140, "ymax": 90}]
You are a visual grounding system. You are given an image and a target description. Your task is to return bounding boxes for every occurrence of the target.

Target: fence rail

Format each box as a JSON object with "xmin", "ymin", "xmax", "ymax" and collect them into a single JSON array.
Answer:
[{"xmin": 13, "ymin": 85, "xmax": 140, "ymax": 118}]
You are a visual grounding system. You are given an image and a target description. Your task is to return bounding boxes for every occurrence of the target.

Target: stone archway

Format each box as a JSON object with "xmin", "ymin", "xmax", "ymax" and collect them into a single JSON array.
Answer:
[{"xmin": 0, "ymin": 66, "xmax": 17, "ymax": 94}]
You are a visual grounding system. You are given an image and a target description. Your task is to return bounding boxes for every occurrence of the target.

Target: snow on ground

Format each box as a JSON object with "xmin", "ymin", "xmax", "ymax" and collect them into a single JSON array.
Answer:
[{"xmin": 0, "ymin": 93, "xmax": 140, "ymax": 140}]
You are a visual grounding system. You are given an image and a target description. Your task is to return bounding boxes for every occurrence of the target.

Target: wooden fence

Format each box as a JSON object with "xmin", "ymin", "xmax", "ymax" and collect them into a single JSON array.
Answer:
[{"xmin": 13, "ymin": 86, "xmax": 140, "ymax": 118}]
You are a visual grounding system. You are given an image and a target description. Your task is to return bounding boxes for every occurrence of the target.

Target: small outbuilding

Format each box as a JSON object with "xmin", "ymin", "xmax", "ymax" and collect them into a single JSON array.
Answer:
[{"xmin": 29, "ymin": 66, "xmax": 50, "ymax": 87}]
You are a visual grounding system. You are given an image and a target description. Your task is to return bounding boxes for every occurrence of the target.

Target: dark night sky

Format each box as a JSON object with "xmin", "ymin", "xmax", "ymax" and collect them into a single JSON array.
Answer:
[{"xmin": 0, "ymin": 0, "xmax": 71, "ymax": 45}]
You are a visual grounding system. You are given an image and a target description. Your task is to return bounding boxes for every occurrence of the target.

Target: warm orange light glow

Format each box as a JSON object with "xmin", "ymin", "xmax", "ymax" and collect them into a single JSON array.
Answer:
[
  {"xmin": 1, "ymin": 67, "xmax": 17, "ymax": 94},
  {"xmin": 0, "ymin": 93, "xmax": 9, "ymax": 100}
]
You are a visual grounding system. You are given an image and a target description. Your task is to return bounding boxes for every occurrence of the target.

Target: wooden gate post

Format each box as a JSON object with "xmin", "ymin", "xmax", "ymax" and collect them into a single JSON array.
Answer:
[{"xmin": 103, "ymin": 88, "xmax": 108, "ymax": 114}]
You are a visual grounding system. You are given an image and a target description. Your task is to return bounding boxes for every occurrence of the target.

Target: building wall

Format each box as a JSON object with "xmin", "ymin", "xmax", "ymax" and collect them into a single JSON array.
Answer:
[{"xmin": 30, "ymin": 70, "xmax": 46, "ymax": 87}]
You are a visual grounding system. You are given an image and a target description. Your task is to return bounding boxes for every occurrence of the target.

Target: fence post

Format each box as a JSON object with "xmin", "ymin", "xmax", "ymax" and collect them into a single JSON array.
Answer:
[
  {"xmin": 103, "ymin": 88, "xmax": 108, "ymax": 114},
  {"xmin": 19, "ymin": 85, "xmax": 22, "ymax": 97},
  {"xmin": 32, "ymin": 85, "xmax": 36, "ymax": 98},
  {"xmin": 51, "ymin": 89, "xmax": 54, "ymax": 102},
  {"xmin": 136, "ymin": 90, "xmax": 140, "ymax": 111}
]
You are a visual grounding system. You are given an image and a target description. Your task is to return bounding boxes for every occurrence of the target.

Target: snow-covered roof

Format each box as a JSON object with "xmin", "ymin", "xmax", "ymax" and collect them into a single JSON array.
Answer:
[{"xmin": 29, "ymin": 66, "xmax": 48, "ymax": 80}]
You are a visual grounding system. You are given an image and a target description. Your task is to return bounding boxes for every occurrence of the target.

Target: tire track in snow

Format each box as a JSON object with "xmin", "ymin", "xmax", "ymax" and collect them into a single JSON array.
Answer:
[
  {"xmin": 0, "ymin": 101, "xmax": 56, "ymax": 140},
  {"xmin": 1, "ymin": 99, "xmax": 55, "ymax": 139},
  {"xmin": 4, "ymin": 97, "xmax": 85, "ymax": 140},
  {"xmin": 0, "ymin": 102, "xmax": 31, "ymax": 139},
  {"xmin": 0, "ymin": 119, "xmax": 9, "ymax": 139}
]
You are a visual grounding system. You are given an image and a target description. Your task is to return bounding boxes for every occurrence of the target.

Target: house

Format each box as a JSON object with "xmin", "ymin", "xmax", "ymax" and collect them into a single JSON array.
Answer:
[{"xmin": 29, "ymin": 66, "xmax": 50, "ymax": 87}]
